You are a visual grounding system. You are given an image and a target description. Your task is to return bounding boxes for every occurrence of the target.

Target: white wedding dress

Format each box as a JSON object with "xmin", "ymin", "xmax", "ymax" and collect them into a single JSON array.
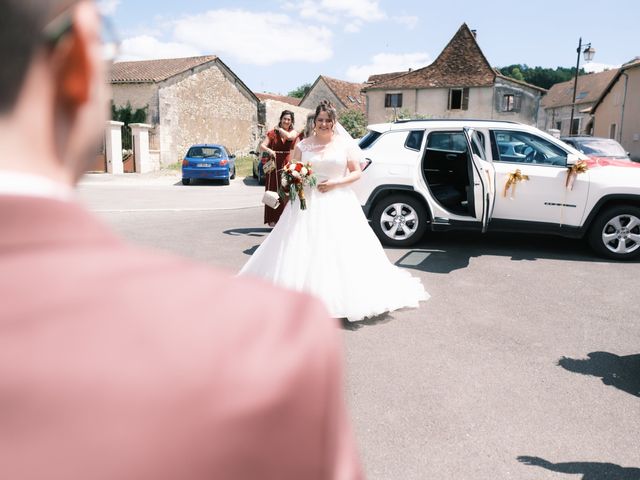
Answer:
[{"xmin": 239, "ymin": 137, "xmax": 428, "ymax": 321}]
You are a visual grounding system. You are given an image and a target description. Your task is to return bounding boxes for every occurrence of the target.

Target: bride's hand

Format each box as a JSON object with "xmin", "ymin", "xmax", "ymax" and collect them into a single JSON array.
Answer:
[{"xmin": 318, "ymin": 179, "xmax": 338, "ymax": 193}]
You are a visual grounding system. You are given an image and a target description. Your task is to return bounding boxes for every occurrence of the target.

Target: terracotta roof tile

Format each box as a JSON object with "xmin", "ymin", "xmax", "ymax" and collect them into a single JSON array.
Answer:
[
  {"xmin": 367, "ymin": 71, "xmax": 409, "ymax": 84},
  {"xmin": 364, "ymin": 24, "xmax": 495, "ymax": 90},
  {"xmin": 320, "ymin": 76, "xmax": 367, "ymax": 113},
  {"xmin": 541, "ymin": 68, "xmax": 619, "ymax": 108},
  {"xmin": 111, "ymin": 55, "xmax": 218, "ymax": 83},
  {"xmin": 255, "ymin": 93, "xmax": 301, "ymax": 106}
]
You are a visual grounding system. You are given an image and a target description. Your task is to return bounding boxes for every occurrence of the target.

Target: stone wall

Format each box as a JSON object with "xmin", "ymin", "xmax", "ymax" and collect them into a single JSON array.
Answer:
[
  {"xmin": 157, "ymin": 62, "xmax": 259, "ymax": 165},
  {"xmin": 111, "ymin": 83, "xmax": 158, "ymax": 123},
  {"xmin": 299, "ymin": 80, "xmax": 343, "ymax": 113},
  {"xmin": 262, "ymin": 99, "xmax": 312, "ymax": 134},
  {"xmin": 492, "ymin": 78, "xmax": 542, "ymax": 126}
]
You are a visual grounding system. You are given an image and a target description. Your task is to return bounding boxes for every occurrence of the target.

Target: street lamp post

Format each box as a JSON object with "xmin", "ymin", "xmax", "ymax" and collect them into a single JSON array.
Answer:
[{"xmin": 569, "ymin": 37, "xmax": 596, "ymax": 135}]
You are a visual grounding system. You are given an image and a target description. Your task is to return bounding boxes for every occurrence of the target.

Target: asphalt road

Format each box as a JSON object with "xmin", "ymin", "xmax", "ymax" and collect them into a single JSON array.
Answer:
[{"xmin": 78, "ymin": 172, "xmax": 640, "ymax": 480}]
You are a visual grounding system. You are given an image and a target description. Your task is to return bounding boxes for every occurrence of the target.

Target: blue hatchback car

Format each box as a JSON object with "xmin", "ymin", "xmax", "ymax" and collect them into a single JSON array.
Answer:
[{"xmin": 181, "ymin": 144, "xmax": 236, "ymax": 185}]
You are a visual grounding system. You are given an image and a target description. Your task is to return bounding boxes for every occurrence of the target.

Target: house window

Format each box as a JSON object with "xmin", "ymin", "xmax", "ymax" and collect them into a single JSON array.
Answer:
[
  {"xmin": 555, "ymin": 121, "xmax": 562, "ymax": 131},
  {"xmin": 448, "ymin": 87, "xmax": 469, "ymax": 110},
  {"xmin": 385, "ymin": 93, "xmax": 403, "ymax": 108},
  {"xmin": 502, "ymin": 94, "xmax": 515, "ymax": 112},
  {"xmin": 610, "ymin": 123, "xmax": 617, "ymax": 139},
  {"xmin": 347, "ymin": 95, "xmax": 356, "ymax": 103},
  {"xmin": 570, "ymin": 118, "xmax": 580, "ymax": 135}
]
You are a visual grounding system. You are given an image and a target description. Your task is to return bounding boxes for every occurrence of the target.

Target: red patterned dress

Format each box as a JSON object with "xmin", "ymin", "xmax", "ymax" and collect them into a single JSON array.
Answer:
[{"xmin": 263, "ymin": 129, "xmax": 295, "ymax": 225}]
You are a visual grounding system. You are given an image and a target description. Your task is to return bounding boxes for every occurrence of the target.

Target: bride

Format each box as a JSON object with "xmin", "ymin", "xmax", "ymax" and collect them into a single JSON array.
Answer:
[{"xmin": 239, "ymin": 100, "xmax": 428, "ymax": 321}]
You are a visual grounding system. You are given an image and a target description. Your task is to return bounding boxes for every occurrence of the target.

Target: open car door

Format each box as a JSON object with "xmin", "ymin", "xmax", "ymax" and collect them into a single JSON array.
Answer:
[{"xmin": 463, "ymin": 128, "xmax": 496, "ymax": 232}]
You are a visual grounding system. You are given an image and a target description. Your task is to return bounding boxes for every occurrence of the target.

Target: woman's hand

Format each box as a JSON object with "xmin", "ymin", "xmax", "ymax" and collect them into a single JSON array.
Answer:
[{"xmin": 317, "ymin": 179, "xmax": 339, "ymax": 193}]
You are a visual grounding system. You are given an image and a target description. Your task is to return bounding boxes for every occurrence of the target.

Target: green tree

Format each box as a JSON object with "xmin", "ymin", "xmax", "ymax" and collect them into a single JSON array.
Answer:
[
  {"xmin": 287, "ymin": 83, "xmax": 312, "ymax": 99},
  {"xmin": 498, "ymin": 64, "xmax": 586, "ymax": 90},
  {"xmin": 111, "ymin": 102, "xmax": 148, "ymax": 150},
  {"xmin": 338, "ymin": 109, "xmax": 367, "ymax": 138}
]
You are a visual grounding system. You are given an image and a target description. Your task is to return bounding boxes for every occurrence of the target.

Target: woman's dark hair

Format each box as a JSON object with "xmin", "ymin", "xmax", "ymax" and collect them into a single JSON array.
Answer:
[
  {"xmin": 278, "ymin": 110, "xmax": 295, "ymax": 131},
  {"xmin": 314, "ymin": 100, "xmax": 337, "ymax": 124}
]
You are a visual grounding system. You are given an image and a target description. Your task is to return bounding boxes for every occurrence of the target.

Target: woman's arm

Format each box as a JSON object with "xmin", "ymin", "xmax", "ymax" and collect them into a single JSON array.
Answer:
[
  {"xmin": 317, "ymin": 158, "xmax": 361, "ymax": 193},
  {"xmin": 259, "ymin": 132, "xmax": 276, "ymax": 158},
  {"xmin": 275, "ymin": 126, "xmax": 299, "ymax": 141}
]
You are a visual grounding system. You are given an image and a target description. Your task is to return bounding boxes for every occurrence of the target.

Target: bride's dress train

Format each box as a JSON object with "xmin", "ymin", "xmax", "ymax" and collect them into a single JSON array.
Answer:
[{"xmin": 239, "ymin": 139, "xmax": 428, "ymax": 321}]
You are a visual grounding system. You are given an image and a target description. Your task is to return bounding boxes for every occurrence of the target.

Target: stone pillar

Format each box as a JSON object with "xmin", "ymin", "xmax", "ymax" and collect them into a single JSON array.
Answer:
[
  {"xmin": 105, "ymin": 121, "xmax": 124, "ymax": 174},
  {"xmin": 129, "ymin": 123, "xmax": 153, "ymax": 173}
]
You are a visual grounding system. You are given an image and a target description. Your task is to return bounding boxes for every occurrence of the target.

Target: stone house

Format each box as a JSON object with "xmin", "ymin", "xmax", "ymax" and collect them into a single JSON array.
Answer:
[
  {"xmin": 299, "ymin": 76, "xmax": 367, "ymax": 116},
  {"xmin": 362, "ymin": 23, "xmax": 546, "ymax": 125},
  {"xmin": 590, "ymin": 58, "xmax": 640, "ymax": 161},
  {"xmin": 111, "ymin": 55, "xmax": 260, "ymax": 167},
  {"xmin": 539, "ymin": 68, "xmax": 619, "ymax": 136}
]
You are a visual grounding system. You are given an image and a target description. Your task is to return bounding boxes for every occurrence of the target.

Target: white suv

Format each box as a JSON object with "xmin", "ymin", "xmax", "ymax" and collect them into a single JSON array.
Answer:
[{"xmin": 352, "ymin": 119, "xmax": 640, "ymax": 260}]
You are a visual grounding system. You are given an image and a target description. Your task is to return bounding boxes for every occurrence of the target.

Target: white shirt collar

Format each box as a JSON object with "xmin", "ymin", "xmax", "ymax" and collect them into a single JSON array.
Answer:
[{"xmin": 0, "ymin": 171, "xmax": 75, "ymax": 202}]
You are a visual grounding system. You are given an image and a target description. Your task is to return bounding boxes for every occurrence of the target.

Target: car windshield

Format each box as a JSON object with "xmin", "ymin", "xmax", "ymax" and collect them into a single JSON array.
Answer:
[
  {"xmin": 574, "ymin": 139, "xmax": 628, "ymax": 158},
  {"xmin": 187, "ymin": 147, "xmax": 222, "ymax": 158}
]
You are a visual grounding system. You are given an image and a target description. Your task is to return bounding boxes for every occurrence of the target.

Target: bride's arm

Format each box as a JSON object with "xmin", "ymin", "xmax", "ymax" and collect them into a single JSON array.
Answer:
[{"xmin": 317, "ymin": 157, "xmax": 361, "ymax": 193}]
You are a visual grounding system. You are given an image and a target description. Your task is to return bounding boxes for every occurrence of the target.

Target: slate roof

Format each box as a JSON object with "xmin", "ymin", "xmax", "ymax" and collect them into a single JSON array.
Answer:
[
  {"xmin": 541, "ymin": 68, "xmax": 619, "ymax": 108},
  {"xmin": 364, "ymin": 24, "xmax": 495, "ymax": 91},
  {"xmin": 110, "ymin": 55, "xmax": 218, "ymax": 83},
  {"xmin": 255, "ymin": 93, "xmax": 301, "ymax": 106},
  {"xmin": 319, "ymin": 76, "xmax": 367, "ymax": 113}
]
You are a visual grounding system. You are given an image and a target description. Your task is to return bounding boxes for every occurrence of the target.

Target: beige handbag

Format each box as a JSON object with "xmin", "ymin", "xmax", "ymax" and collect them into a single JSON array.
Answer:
[{"xmin": 261, "ymin": 190, "xmax": 281, "ymax": 209}]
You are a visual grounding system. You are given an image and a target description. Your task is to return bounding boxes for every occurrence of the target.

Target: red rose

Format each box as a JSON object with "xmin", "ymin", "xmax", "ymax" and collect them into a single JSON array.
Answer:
[{"xmin": 295, "ymin": 162, "xmax": 303, "ymax": 172}]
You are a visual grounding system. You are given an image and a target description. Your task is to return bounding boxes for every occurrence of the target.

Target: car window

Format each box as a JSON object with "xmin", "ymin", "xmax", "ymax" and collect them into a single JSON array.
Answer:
[
  {"xmin": 470, "ymin": 131, "xmax": 486, "ymax": 160},
  {"xmin": 405, "ymin": 130, "xmax": 425, "ymax": 151},
  {"xmin": 575, "ymin": 138, "xmax": 627, "ymax": 158},
  {"xmin": 187, "ymin": 146, "xmax": 222, "ymax": 158},
  {"xmin": 492, "ymin": 131, "xmax": 567, "ymax": 166},
  {"xmin": 359, "ymin": 131, "xmax": 382, "ymax": 149},
  {"xmin": 427, "ymin": 131, "xmax": 467, "ymax": 153}
]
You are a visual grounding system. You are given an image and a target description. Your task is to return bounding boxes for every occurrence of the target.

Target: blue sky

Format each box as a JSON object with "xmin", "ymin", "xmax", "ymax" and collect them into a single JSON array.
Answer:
[{"xmin": 100, "ymin": 0, "xmax": 639, "ymax": 95}]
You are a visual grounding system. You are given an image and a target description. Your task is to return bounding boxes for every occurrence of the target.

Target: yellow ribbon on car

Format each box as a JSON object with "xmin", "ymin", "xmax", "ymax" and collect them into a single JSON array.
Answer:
[
  {"xmin": 565, "ymin": 160, "xmax": 589, "ymax": 191},
  {"xmin": 503, "ymin": 169, "xmax": 530, "ymax": 198}
]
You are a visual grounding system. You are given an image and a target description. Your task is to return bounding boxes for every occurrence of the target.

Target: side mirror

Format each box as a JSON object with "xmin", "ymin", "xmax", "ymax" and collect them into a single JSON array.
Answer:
[
  {"xmin": 566, "ymin": 153, "xmax": 580, "ymax": 166},
  {"xmin": 229, "ymin": 154, "xmax": 236, "ymax": 159}
]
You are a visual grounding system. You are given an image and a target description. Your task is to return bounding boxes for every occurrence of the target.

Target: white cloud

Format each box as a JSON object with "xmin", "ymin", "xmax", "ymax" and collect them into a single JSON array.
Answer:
[
  {"xmin": 583, "ymin": 61, "xmax": 619, "ymax": 73},
  {"xmin": 172, "ymin": 10, "xmax": 333, "ymax": 66},
  {"xmin": 118, "ymin": 35, "xmax": 201, "ymax": 62},
  {"xmin": 392, "ymin": 15, "xmax": 418, "ymax": 30},
  {"xmin": 344, "ymin": 19, "xmax": 364, "ymax": 33},
  {"xmin": 346, "ymin": 52, "xmax": 431, "ymax": 82},
  {"xmin": 284, "ymin": 0, "xmax": 385, "ymax": 23},
  {"xmin": 97, "ymin": 0, "xmax": 121, "ymax": 16}
]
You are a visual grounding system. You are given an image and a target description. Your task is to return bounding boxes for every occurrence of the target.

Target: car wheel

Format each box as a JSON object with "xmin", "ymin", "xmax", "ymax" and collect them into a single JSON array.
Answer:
[
  {"xmin": 370, "ymin": 194, "xmax": 428, "ymax": 247},
  {"xmin": 182, "ymin": 178, "xmax": 190, "ymax": 185},
  {"xmin": 230, "ymin": 166, "xmax": 236, "ymax": 180},
  {"xmin": 588, "ymin": 205, "xmax": 640, "ymax": 260}
]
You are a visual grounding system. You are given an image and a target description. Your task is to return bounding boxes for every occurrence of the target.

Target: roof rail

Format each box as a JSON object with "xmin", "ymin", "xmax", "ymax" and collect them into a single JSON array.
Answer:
[{"xmin": 393, "ymin": 118, "xmax": 520, "ymax": 125}]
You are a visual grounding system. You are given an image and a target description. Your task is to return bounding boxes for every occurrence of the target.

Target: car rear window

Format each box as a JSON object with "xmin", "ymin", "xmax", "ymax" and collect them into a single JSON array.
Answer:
[
  {"xmin": 187, "ymin": 147, "xmax": 222, "ymax": 158},
  {"xmin": 405, "ymin": 130, "xmax": 425, "ymax": 151},
  {"xmin": 359, "ymin": 131, "xmax": 382, "ymax": 149}
]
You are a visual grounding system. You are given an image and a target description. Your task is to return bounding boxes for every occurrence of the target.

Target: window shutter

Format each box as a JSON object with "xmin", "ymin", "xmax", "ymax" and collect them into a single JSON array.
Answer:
[
  {"xmin": 461, "ymin": 88, "xmax": 469, "ymax": 110},
  {"xmin": 397, "ymin": 94, "xmax": 403, "ymax": 108},
  {"xmin": 384, "ymin": 94, "xmax": 391, "ymax": 108},
  {"xmin": 514, "ymin": 94, "xmax": 522, "ymax": 112}
]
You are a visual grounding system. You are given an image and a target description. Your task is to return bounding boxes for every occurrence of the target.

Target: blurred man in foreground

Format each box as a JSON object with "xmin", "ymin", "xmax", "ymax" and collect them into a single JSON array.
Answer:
[{"xmin": 0, "ymin": 1, "xmax": 363, "ymax": 479}]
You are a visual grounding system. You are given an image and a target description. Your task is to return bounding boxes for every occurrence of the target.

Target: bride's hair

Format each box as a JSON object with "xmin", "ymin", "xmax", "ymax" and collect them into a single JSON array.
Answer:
[{"xmin": 314, "ymin": 100, "xmax": 337, "ymax": 123}]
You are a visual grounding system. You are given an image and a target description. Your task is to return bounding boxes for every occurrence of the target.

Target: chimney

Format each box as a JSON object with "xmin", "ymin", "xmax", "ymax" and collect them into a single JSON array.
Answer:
[{"xmin": 471, "ymin": 29, "xmax": 477, "ymax": 38}]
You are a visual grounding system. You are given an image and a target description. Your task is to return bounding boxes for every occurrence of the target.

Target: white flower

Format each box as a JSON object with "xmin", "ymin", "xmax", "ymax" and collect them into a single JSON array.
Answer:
[
  {"xmin": 281, "ymin": 178, "xmax": 288, "ymax": 187},
  {"xmin": 289, "ymin": 164, "xmax": 296, "ymax": 172},
  {"xmin": 292, "ymin": 170, "xmax": 301, "ymax": 178},
  {"xmin": 300, "ymin": 167, "xmax": 308, "ymax": 176}
]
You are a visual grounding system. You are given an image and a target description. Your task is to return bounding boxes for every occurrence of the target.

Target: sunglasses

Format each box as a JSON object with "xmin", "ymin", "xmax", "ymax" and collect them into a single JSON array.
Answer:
[{"xmin": 42, "ymin": 6, "xmax": 120, "ymax": 63}]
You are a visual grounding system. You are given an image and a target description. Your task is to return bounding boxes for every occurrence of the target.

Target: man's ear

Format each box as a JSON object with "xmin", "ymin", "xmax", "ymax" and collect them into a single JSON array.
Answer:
[{"xmin": 56, "ymin": 23, "xmax": 91, "ymax": 108}]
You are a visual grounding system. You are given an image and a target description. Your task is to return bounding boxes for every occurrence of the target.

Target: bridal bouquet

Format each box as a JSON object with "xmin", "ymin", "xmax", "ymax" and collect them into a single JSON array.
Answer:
[{"xmin": 281, "ymin": 161, "xmax": 317, "ymax": 210}]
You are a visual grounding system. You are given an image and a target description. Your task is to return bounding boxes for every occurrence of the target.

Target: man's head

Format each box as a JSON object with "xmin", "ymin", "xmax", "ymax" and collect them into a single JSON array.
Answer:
[{"xmin": 0, "ymin": 0, "xmax": 110, "ymax": 184}]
